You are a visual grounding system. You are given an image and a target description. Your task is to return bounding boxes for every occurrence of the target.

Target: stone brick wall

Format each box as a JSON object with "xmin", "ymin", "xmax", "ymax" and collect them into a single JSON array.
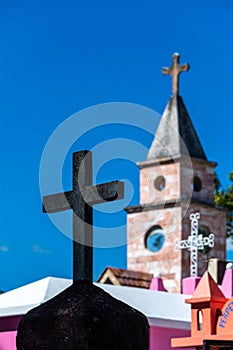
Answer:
[
  {"xmin": 180, "ymin": 158, "xmax": 216, "ymax": 204},
  {"xmin": 127, "ymin": 206, "xmax": 183, "ymax": 293},
  {"xmin": 127, "ymin": 156, "xmax": 226, "ymax": 294},
  {"xmin": 139, "ymin": 160, "xmax": 180, "ymax": 204}
]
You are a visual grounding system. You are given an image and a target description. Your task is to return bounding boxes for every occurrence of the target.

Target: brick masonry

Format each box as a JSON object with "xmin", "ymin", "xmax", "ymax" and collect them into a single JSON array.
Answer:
[{"xmin": 127, "ymin": 157, "xmax": 226, "ymax": 293}]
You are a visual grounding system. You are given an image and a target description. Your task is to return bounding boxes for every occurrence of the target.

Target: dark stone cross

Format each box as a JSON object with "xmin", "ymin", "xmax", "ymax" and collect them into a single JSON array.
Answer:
[
  {"xmin": 43, "ymin": 150, "xmax": 124, "ymax": 282},
  {"xmin": 17, "ymin": 150, "xmax": 149, "ymax": 350},
  {"xmin": 162, "ymin": 52, "xmax": 190, "ymax": 96}
]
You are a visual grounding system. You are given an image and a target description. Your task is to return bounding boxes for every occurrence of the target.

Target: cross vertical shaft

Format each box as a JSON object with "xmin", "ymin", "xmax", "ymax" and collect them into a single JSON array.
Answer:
[
  {"xmin": 72, "ymin": 151, "xmax": 93, "ymax": 281},
  {"xmin": 189, "ymin": 212, "xmax": 200, "ymax": 277}
]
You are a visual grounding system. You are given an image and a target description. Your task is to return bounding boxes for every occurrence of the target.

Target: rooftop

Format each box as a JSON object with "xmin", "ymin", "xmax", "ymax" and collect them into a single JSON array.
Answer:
[
  {"xmin": 97, "ymin": 267, "xmax": 153, "ymax": 289},
  {"xmin": 0, "ymin": 276, "xmax": 191, "ymax": 329}
]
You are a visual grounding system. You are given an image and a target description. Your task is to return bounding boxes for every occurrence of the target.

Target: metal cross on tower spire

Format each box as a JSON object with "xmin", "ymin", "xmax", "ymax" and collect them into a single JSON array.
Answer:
[{"xmin": 162, "ymin": 53, "xmax": 190, "ymax": 96}]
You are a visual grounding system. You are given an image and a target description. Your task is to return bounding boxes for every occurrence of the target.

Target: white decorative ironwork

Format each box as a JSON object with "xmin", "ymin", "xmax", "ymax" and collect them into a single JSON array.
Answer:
[{"xmin": 175, "ymin": 212, "xmax": 215, "ymax": 277}]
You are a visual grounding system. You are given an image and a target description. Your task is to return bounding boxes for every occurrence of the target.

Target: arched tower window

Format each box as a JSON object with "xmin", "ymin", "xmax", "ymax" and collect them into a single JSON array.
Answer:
[
  {"xmin": 191, "ymin": 176, "xmax": 202, "ymax": 192},
  {"xmin": 199, "ymin": 226, "xmax": 212, "ymax": 254}
]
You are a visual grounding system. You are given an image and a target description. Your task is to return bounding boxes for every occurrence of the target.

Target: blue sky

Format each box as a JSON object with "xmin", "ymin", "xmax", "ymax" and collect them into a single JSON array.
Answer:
[{"xmin": 0, "ymin": 0, "xmax": 232, "ymax": 291}]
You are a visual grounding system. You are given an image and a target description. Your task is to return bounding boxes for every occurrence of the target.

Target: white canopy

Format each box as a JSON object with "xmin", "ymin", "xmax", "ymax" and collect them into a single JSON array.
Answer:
[{"xmin": 0, "ymin": 277, "xmax": 191, "ymax": 329}]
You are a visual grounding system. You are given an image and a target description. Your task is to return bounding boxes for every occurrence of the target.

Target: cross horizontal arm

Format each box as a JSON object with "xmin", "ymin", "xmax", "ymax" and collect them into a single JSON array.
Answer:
[
  {"xmin": 162, "ymin": 67, "xmax": 170, "ymax": 75},
  {"xmin": 84, "ymin": 180, "xmax": 124, "ymax": 205},
  {"xmin": 43, "ymin": 181, "xmax": 124, "ymax": 213},
  {"xmin": 181, "ymin": 63, "xmax": 190, "ymax": 72},
  {"xmin": 43, "ymin": 191, "xmax": 73, "ymax": 213}
]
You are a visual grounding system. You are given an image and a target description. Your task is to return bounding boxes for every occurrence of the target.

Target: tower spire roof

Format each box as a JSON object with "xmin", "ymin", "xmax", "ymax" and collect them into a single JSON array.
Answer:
[{"xmin": 147, "ymin": 53, "xmax": 207, "ymax": 161}]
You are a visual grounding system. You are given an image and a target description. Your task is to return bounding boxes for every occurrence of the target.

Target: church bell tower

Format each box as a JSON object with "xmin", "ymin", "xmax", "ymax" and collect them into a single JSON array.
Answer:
[{"xmin": 125, "ymin": 53, "xmax": 226, "ymax": 293}]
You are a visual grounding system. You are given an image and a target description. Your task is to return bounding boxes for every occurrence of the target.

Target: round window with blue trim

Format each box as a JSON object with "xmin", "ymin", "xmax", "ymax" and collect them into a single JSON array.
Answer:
[{"xmin": 144, "ymin": 225, "xmax": 165, "ymax": 253}]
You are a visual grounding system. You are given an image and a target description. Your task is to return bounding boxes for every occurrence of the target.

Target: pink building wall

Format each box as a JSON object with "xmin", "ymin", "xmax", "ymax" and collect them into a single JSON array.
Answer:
[
  {"xmin": 150, "ymin": 326, "xmax": 194, "ymax": 350},
  {"xmin": 0, "ymin": 331, "xmax": 17, "ymax": 350},
  {"xmin": 0, "ymin": 316, "xmax": 193, "ymax": 350},
  {"xmin": 0, "ymin": 316, "xmax": 21, "ymax": 350}
]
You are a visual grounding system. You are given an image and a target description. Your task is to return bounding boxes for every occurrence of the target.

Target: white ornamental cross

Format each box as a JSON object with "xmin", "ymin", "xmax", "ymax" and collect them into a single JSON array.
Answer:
[{"xmin": 175, "ymin": 212, "xmax": 215, "ymax": 277}]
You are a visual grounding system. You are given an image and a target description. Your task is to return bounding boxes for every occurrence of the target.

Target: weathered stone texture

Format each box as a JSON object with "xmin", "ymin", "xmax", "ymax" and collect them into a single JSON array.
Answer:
[
  {"xmin": 127, "ymin": 155, "xmax": 226, "ymax": 294},
  {"xmin": 139, "ymin": 161, "xmax": 180, "ymax": 204},
  {"xmin": 180, "ymin": 158, "xmax": 216, "ymax": 204},
  {"xmin": 16, "ymin": 282, "xmax": 149, "ymax": 350},
  {"xmin": 127, "ymin": 206, "xmax": 183, "ymax": 293}
]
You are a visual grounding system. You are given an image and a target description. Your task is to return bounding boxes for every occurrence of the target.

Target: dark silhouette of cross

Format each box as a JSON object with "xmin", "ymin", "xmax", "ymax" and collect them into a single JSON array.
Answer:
[
  {"xmin": 162, "ymin": 52, "xmax": 190, "ymax": 96},
  {"xmin": 43, "ymin": 150, "xmax": 124, "ymax": 282}
]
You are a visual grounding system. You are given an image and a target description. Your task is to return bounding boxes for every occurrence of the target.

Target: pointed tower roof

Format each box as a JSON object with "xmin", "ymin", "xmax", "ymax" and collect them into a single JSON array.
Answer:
[
  {"xmin": 147, "ymin": 53, "xmax": 207, "ymax": 161},
  {"xmin": 186, "ymin": 271, "xmax": 227, "ymax": 304}
]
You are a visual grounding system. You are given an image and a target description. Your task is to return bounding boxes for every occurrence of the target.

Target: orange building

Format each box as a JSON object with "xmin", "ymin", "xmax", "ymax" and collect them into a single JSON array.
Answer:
[{"xmin": 172, "ymin": 271, "xmax": 233, "ymax": 349}]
